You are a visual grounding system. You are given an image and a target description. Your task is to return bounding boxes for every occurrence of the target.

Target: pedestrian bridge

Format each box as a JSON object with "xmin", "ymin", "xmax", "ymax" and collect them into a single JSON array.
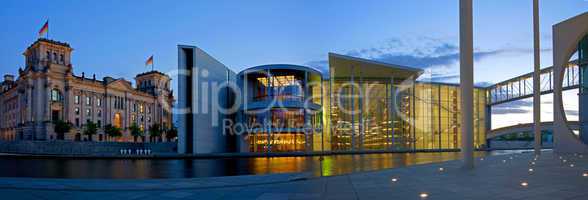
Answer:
[
  {"xmin": 487, "ymin": 121, "xmax": 579, "ymax": 139},
  {"xmin": 486, "ymin": 61, "xmax": 579, "ymax": 106},
  {"xmin": 484, "ymin": 61, "xmax": 581, "ymax": 141}
]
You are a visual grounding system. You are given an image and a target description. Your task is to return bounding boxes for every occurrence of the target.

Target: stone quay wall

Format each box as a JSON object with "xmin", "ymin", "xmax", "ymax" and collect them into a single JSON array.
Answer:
[{"xmin": 0, "ymin": 140, "xmax": 177, "ymax": 155}]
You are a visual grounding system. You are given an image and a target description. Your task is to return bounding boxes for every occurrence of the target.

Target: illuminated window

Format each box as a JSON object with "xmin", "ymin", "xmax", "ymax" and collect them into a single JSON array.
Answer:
[
  {"xmin": 113, "ymin": 113, "xmax": 122, "ymax": 128},
  {"xmin": 85, "ymin": 96, "xmax": 91, "ymax": 105}
]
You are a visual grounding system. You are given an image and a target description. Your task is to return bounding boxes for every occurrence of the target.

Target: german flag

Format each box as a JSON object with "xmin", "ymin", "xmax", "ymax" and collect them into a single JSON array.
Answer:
[
  {"xmin": 38, "ymin": 20, "xmax": 48, "ymax": 38},
  {"xmin": 145, "ymin": 55, "xmax": 153, "ymax": 66}
]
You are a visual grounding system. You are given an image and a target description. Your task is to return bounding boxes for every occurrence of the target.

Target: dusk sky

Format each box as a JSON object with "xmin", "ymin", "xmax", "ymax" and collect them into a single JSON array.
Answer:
[{"xmin": 1, "ymin": 0, "xmax": 587, "ymax": 128}]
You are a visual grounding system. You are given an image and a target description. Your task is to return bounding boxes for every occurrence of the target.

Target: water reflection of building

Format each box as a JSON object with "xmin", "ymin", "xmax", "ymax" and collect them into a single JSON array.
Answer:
[
  {"xmin": 178, "ymin": 46, "xmax": 487, "ymax": 154},
  {"xmin": 0, "ymin": 39, "xmax": 174, "ymax": 142}
]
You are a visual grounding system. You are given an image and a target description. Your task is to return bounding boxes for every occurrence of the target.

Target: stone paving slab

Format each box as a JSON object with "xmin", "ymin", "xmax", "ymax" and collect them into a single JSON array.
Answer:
[
  {"xmin": 0, "ymin": 151, "xmax": 586, "ymax": 199},
  {"xmin": 0, "ymin": 172, "xmax": 311, "ymax": 191}
]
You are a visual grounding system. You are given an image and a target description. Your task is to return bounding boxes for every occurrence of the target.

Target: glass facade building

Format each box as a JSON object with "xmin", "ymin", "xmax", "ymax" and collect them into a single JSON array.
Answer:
[
  {"xmin": 237, "ymin": 65, "xmax": 323, "ymax": 153},
  {"xmin": 236, "ymin": 54, "xmax": 487, "ymax": 153}
]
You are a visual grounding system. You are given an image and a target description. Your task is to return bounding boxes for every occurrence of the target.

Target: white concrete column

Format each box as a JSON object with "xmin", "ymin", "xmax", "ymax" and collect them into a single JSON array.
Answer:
[
  {"xmin": 533, "ymin": 0, "xmax": 542, "ymax": 155},
  {"xmin": 459, "ymin": 0, "xmax": 474, "ymax": 169}
]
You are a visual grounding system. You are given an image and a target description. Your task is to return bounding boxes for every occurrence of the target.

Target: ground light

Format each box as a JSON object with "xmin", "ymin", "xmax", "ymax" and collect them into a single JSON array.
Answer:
[
  {"xmin": 419, "ymin": 193, "xmax": 429, "ymax": 198},
  {"xmin": 521, "ymin": 182, "xmax": 529, "ymax": 187},
  {"xmin": 528, "ymin": 168, "xmax": 534, "ymax": 172},
  {"xmin": 583, "ymin": 173, "xmax": 588, "ymax": 177},
  {"xmin": 391, "ymin": 178, "xmax": 398, "ymax": 182}
]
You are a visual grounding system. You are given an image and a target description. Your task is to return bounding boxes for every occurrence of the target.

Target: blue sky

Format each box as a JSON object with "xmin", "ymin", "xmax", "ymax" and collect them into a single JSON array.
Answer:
[{"xmin": 1, "ymin": 0, "xmax": 587, "ymax": 128}]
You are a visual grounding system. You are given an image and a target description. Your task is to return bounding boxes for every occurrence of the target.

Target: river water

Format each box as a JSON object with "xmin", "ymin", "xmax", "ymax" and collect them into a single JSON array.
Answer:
[{"xmin": 0, "ymin": 150, "xmax": 525, "ymax": 179}]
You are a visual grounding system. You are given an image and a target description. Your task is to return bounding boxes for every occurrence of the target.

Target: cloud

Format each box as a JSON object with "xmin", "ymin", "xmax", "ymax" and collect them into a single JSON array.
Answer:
[
  {"xmin": 565, "ymin": 109, "xmax": 579, "ymax": 117},
  {"xmin": 492, "ymin": 108, "xmax": 529, "ymax": 114},
  {"xmin": 491, "ymin": 100, "xmax": 532, "ymax": 115},
  {"xmin": 305, "ymin": 36, "xmax": 551, "ymax": 83},
  {"xmin": 475, "ymin": 81, "xmax": 494, "ymax": 87},
  {"xmin": 305, "ymin": 60, "xmax": 329, "ymax": 75}
]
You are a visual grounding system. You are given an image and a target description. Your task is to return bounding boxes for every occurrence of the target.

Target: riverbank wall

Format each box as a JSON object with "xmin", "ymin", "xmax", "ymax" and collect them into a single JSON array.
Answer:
[{"xmin": 0, "ymin": 140, "xmax": 176, "ymax": 155}]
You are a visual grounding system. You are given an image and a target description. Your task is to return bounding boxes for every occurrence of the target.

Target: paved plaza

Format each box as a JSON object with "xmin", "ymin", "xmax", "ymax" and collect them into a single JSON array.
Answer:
[{"xmin": 0, "ymin": 151, "xmax": 586, "ymax": 199}]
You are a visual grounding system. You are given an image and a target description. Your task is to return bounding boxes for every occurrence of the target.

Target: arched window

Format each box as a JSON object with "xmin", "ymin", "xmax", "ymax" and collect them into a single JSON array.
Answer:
[
  {"xmin": 113, "ymin": 113, "xmax": 122, "ymax": 128},
  {"xmin": 51, "ymin": 89, "xmax": 62, "ymax": 102}
]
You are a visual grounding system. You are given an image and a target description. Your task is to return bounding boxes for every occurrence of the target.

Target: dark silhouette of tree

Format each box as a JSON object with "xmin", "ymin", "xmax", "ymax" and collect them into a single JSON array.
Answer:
[
  {"xmin": 53, "ymin": 120, "xmax": 72, "ymax": 140},
  {"xmin": 128, "ymin": 123, "xmax": 143, "ymax": 142},
  {"xmin": 165, "ymin": 125, "xmax": 178, "ymax": 142},
  {"xmin": 104, "ymin": 124, "xmax": 123, "ymax": 141},
  {"xmin": 149, "ymin": 123, "xmax": 163, "ymax": 142},
  {"xmin": 83, "ymin": 121, "xmax": 98, "ymax": 141}
]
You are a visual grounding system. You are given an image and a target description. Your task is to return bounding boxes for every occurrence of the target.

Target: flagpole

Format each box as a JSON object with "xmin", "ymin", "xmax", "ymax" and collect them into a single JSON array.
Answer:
[{"xmin": 46, "ymin": 19, "xmax": 49, "ymax": 39}]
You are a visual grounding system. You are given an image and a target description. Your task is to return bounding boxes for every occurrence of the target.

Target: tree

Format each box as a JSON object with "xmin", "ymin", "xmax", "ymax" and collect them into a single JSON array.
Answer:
[
  {"xmin": 165, "ymin": 126, "xmax": 178, "ymax": 142},
  {"xmin": 83, "ymin": 121, "xmax": 98, "ymax": 141},
  {"xmin": 104, "ymin": 124, "xmax": 123, "ymax": 141},
  {"xmin": 53, "ymin": 120, "xmax": 72, "ymax": 140},
  {"xmin": 128, "ymin": 123, "xmax": 143, "ymax": 142},
  {"xmin": 149, "ymin": 123, "xmax": 162, "ymax": 142}
]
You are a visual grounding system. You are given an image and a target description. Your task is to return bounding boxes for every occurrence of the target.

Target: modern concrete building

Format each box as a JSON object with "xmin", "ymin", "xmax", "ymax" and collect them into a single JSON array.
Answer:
[
  {"xmin": 176, "ymin": 12, "xmax": 588, "ymax": 155},
  {"xmin": 0, "ymin": 39, "xmax": 174, "ymax": 142},
  {"xmin": 178, "ymin": 49, "xmax": 487, "ymax": 154},
  {"xmin": 553, "ymin": 12, "xmax": 588, "ymax": 153},
  {"xmin": 177, "ymin": 45, "xmax": 236, "ymax": 154}
]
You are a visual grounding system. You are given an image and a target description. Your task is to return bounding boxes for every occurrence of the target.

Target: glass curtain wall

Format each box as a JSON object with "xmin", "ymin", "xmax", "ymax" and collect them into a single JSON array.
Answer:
[
  {"xmin": 413, "ymin": 83, "xmax": 487, "ymax": 150},
  {"xmin": 329, "ymin": 80, "xmax": 486, "ymax": 151},
  {"xmin": 330, "ymin": 77, "xmax": 414, "ymax": 151}
]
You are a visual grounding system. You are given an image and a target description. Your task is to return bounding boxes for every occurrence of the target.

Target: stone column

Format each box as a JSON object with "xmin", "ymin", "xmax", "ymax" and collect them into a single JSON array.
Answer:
[
  {"xmin": 460, "ymin": 0, "xmax": 474, "ymax": 169},
  {"xmin": 533, "ymin": 0, "xmax": 542, "ymax": 155}
]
